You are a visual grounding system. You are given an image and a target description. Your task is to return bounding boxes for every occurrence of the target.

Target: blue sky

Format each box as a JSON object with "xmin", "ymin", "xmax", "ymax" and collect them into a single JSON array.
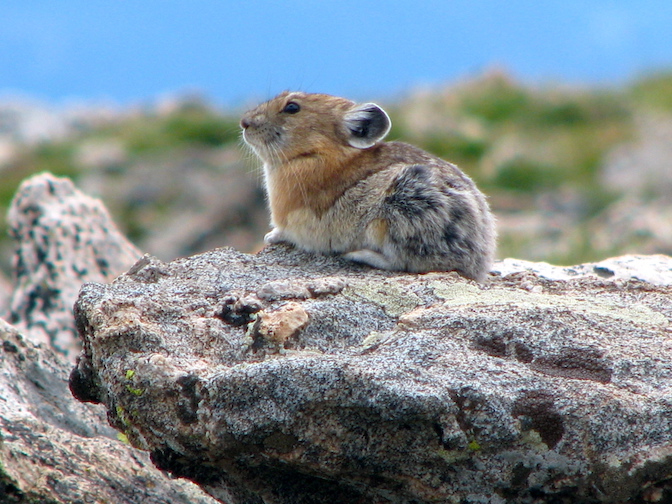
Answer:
[{"xmin": 1, "ymin": 1, "xmax": 671, "ymax": 106}]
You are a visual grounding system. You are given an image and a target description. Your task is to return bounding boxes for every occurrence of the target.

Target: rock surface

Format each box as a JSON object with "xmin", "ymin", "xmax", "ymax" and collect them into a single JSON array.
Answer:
[
  {"xmin": 0, "ymin": 318, "xmax": 219, "ymax": 504},
  {"xmin": 7, "ymin": 172, "xmax": 143, "ymax": 358},
  {"xmin": 71, "ymin": 244, "xmax": 672, "ymax": 503},
  {"xmin": 0, "ymin": 270, "xmax": 10, "ymax": 318},
  {"xmin": 492, "ymin": 254, "xmax": 672, "ymax": 286},
  {"xmin": 1, "ymin": 173, "xmax": 218, "ymax": 504}
]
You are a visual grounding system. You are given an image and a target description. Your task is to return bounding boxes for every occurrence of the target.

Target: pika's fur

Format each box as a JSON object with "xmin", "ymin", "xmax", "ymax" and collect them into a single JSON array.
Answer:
[{"xmin": 240, "ymin": 91, "xmax": 496, "ymax": 281}]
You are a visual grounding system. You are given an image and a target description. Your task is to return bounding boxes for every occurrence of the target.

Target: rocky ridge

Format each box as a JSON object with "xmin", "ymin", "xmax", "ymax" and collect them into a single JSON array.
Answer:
[{"xmin": 1, "ymin": 173, "xmax": 671, "ymax": 503}]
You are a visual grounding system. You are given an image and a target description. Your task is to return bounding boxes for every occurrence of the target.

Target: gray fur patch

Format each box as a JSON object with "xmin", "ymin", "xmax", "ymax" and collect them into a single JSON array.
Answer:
[{"xmin": 381, "ymin": 164, "xmax": 495, "ymax": 280}]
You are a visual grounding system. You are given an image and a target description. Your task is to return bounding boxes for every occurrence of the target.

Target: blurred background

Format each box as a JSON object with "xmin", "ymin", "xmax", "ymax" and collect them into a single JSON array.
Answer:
[{"xmin": 1, "ymin": 0, "xmax": 672, "ymax": 280}]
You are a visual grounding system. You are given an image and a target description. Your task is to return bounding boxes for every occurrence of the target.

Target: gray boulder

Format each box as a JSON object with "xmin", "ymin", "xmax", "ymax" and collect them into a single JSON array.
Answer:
[
  {"xmin": 7, "ymin": 172, "xmax": 142, "ymax": 358},
  {"xmin": 0, "ymin": 173, "xmax": 217, "ymax": 504},
  {"xmin": 71, "ymin": 243, "xmax": 672, "ymax": 503},
  {"xmin": 0, "ymin": 318, "xmax": 220, "ymax": 504}
]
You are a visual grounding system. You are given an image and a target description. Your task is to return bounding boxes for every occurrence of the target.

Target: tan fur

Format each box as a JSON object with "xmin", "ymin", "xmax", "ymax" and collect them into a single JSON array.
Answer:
[
  {"xmin": 241, "ymin": 91, "xmax": 497, "ymax": 281},
  {"xmin": 242, "ymin": 92, "xmax": 376, "ymax": 222}
]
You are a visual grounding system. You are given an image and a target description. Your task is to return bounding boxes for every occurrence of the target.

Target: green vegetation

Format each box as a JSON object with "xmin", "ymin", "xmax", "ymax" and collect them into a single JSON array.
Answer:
[
  {"xmin": 629, "ymin": 71, "xmax": 672, "ymax": 111},
  {"xmin": 0, "ymin": 97, "xmax": 242, "ymax": 262},
  {"xmin": 93, "ymin": 101, "xmax": 241, "ymax": 154},
  {"xmin": 389, "ymin": 72, "xmax": 633, "ymax": 195}
]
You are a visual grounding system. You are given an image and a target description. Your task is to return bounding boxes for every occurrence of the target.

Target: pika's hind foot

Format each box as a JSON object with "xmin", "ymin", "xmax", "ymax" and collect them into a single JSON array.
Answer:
[{"xmin": 343, "ymin": 249, "xmax": 395, "ymax": 270}]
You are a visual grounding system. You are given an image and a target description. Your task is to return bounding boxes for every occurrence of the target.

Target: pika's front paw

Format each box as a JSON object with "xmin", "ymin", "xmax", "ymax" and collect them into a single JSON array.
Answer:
[
  {"xmin": 343, "ymin": 249, "xmax": 395, "ymax": 270},
  {"xmin": 264, "ymin": 228, "xmax": 285, "ymax": 245}
]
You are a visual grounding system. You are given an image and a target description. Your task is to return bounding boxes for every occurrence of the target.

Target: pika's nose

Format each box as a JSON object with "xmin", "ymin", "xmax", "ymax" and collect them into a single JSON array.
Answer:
[{"xmin": 240, "ymin": 116, "xmax": 251, "ymax": 129}]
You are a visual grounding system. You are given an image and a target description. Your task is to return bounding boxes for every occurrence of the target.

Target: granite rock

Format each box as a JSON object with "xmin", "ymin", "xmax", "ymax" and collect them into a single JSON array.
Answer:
[
  {"xmin": 1, "ymin": 173, "xmax": 218, "ymax": 503},
  {"xmin": 7, "ymin": 172, "xmax": 142, "ymax": 358},
  {"xmin": 0, "ymin": 317, "xmax": 219, "ymax": 504},
  {"xmin": 71, "ymin": 245, "xmax": 672, "ymax": 503}
]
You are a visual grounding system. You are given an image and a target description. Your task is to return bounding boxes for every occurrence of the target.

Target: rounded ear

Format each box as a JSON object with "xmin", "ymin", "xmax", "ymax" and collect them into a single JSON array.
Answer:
[{"xmin": 343, "ymin": 103, "xmax": 391, "ymax": 149}]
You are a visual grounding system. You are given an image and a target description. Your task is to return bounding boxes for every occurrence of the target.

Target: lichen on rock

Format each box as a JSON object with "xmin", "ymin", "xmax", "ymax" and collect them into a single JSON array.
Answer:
[{"xmin": 71, "ymin": 243, "xmax": 672, "ymax": 503}]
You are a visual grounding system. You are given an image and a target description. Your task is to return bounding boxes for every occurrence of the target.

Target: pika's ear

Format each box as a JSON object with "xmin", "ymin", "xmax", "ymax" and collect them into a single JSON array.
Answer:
[{"xmin": 343, "ymin": 103, "xmax": 391, "ymax": 149}]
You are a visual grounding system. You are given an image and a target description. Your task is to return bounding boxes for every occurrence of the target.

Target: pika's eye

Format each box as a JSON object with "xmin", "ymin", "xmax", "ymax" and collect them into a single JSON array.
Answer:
[{"xmin": 282, "ymin": 102, "xmax": 301, "ymax": 114}]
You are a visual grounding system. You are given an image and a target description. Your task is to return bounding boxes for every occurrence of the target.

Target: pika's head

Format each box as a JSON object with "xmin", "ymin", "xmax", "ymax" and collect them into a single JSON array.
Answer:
[{"xmin": 240, "ymin": 91, "xmax": 391, "ymax": 166}]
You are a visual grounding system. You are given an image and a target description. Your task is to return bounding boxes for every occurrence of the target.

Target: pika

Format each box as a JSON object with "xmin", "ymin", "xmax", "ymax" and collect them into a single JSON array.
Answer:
[{"xmin": 240, "ymin": 91, "xmax": 496, "ymax": 281}]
